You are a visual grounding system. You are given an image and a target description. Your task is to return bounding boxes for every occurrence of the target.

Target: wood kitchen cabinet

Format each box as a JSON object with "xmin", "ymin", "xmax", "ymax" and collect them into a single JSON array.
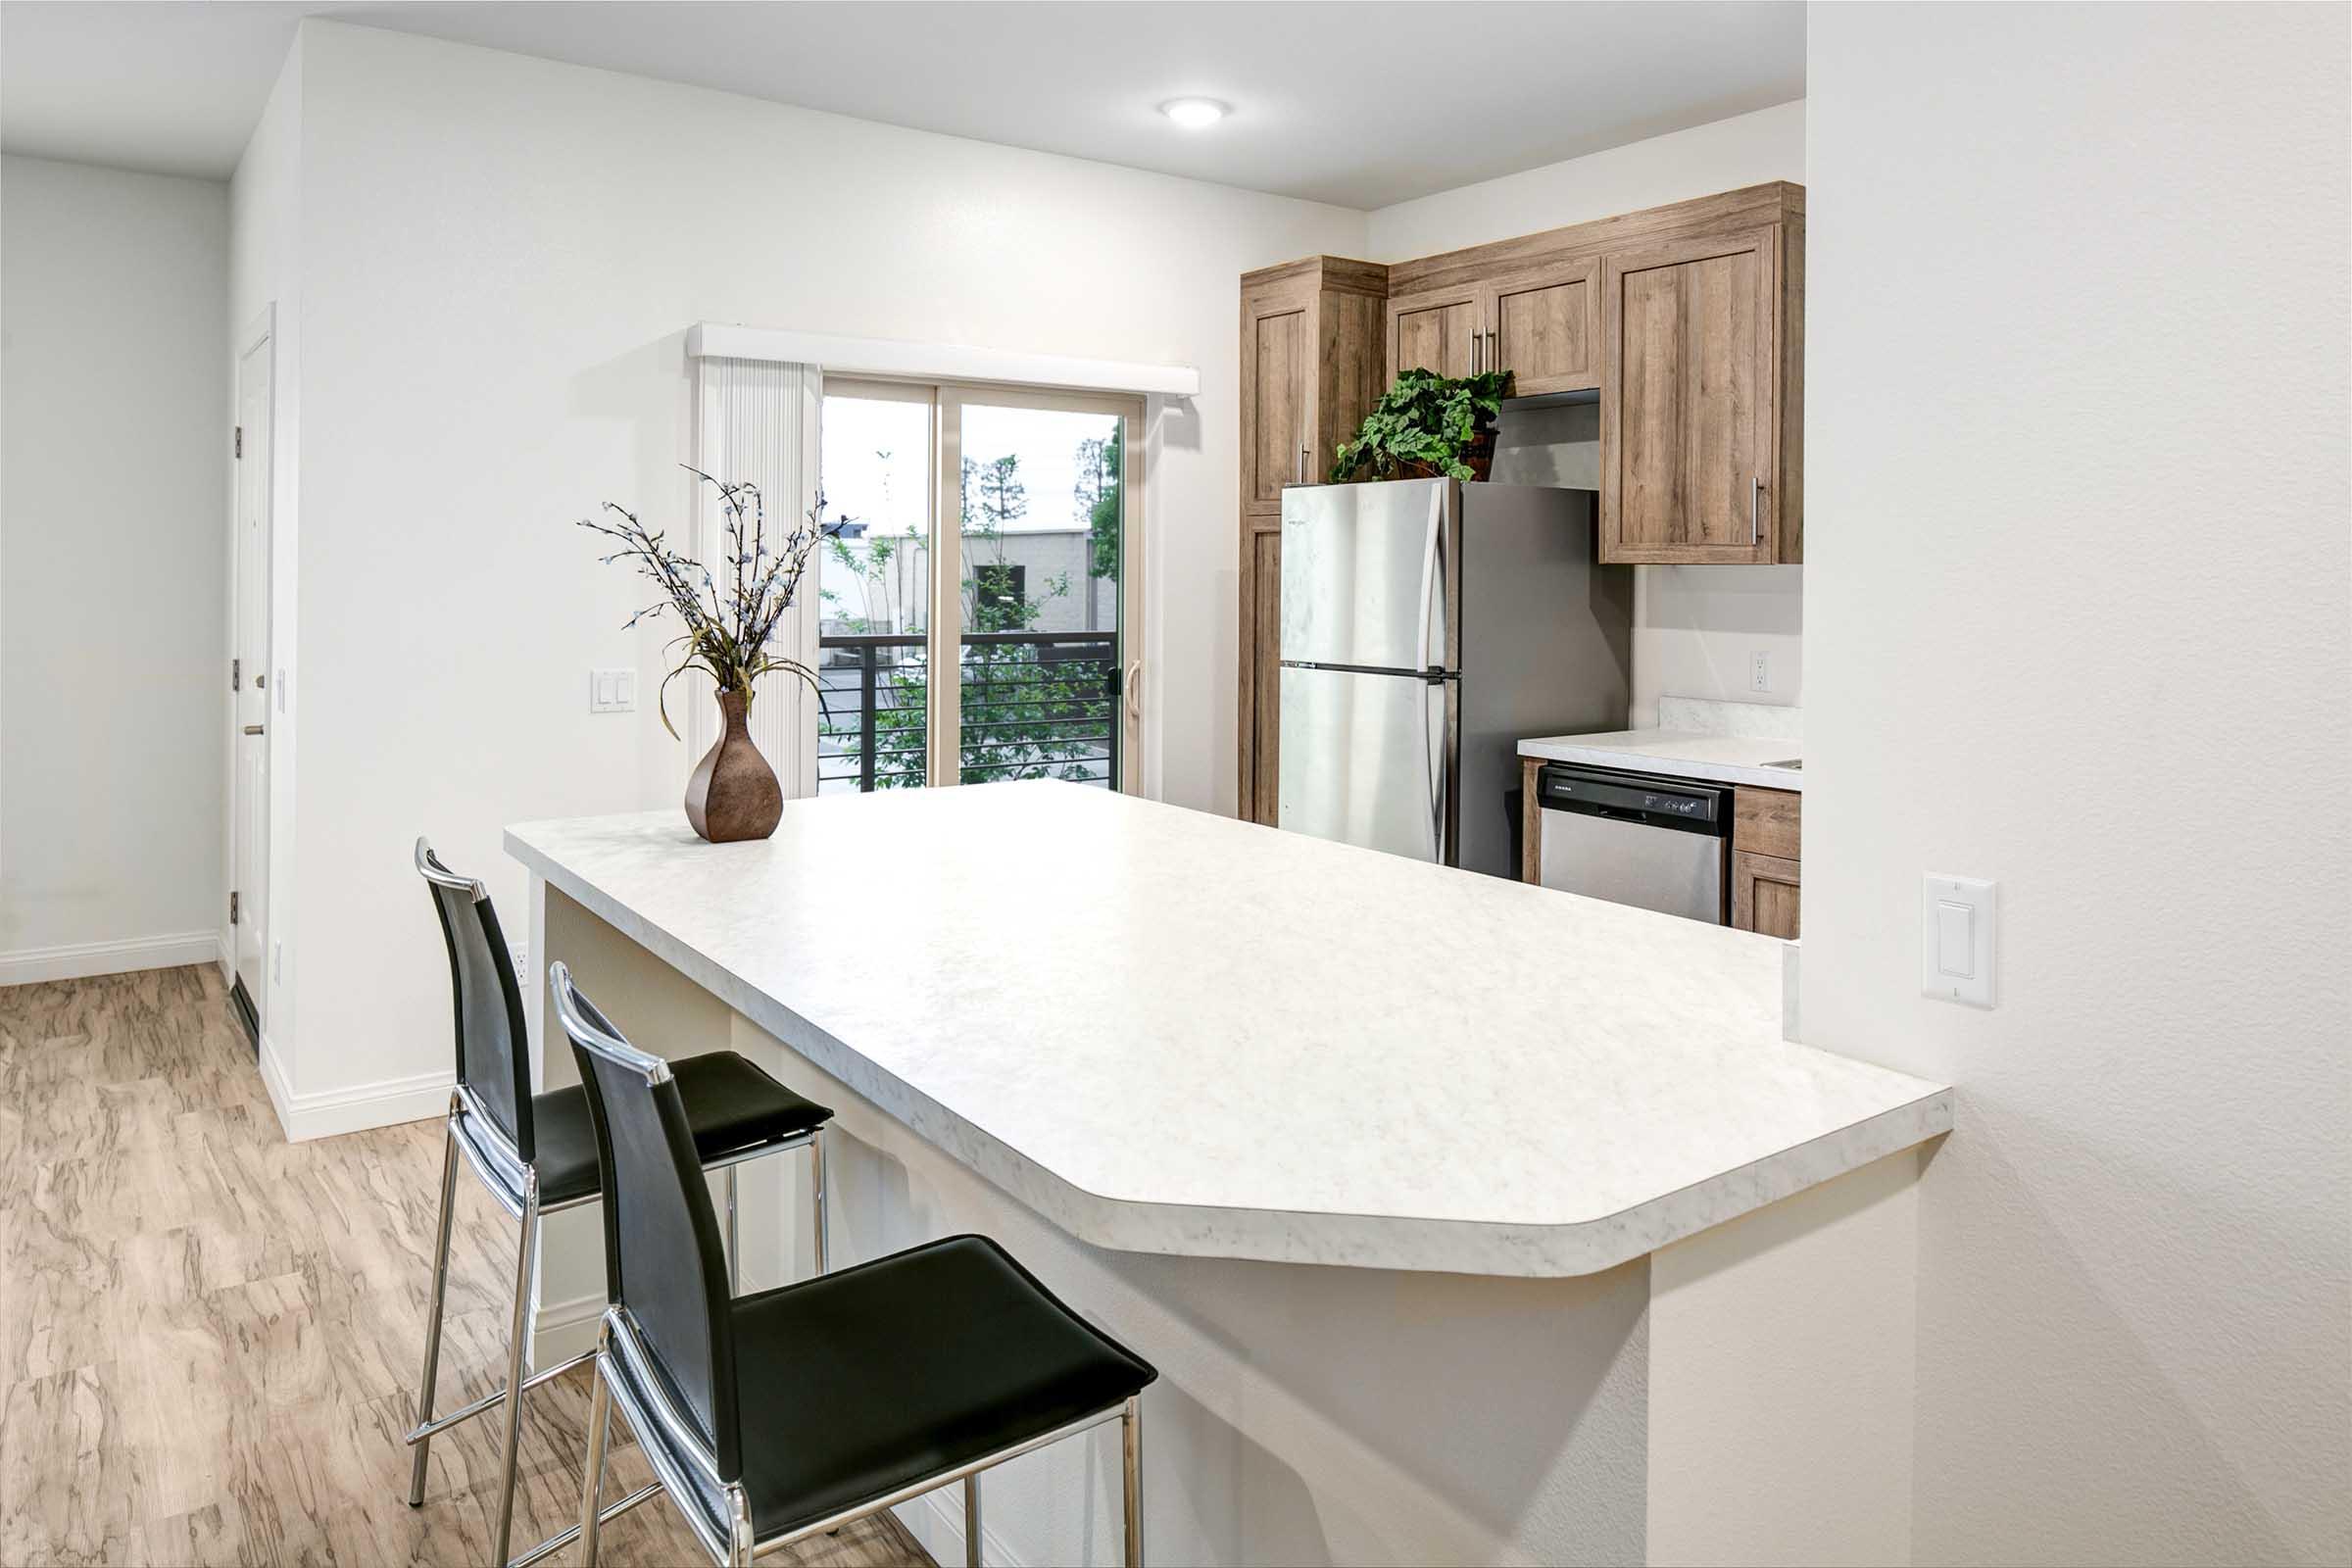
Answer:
[
  {"xmin": 1386, "ymin": 258, "xmax": 1599, "ymax": 395},
  {"xmin": 1732, "ymin": 853, "xmax": 1802, "ymax": 938},
  {"xmin": 1488, "ymin": 257, "xmax": 1600, "ymax": 395},
  {"xmin": 1238, "ymin": 257, "xmax": 1387, "ymax": 822},
  {"xmin": 1601, "ymin": 220, "xmax": 1803, "ymax": 564},
  {"xmin": 1731, "ymin": 787, "xmax": 1801, "ymax": 937},
  {"xmin": 1387, "ymin": 283, "xmax": 1482, "ymax": 379}
]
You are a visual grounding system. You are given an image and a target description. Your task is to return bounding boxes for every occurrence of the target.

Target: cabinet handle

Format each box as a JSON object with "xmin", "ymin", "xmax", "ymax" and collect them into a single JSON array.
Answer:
[
  {"xmin": 1471, "ymin": 330, "xmax": 1481, "ymax": 374},
  {"xmin": 1488, "ymin": 329, "xmax": 1499, "ymax": 371},
  {"xmin": 1298, "ymin": 444, "xmax": 1308, "ymax": 484},
  {"xmin": 242, "ymin": 724, "xmax": 265, "ymax": 736},
  {"xmin": 1751, "ymin": 476, "xmax": 1763, "ymax": 546}
]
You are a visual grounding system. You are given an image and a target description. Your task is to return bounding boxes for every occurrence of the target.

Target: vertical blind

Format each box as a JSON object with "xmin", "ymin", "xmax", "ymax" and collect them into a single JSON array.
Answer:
[{"xmin": 688, "ymin": 357, "xmax": 823, "ymax": 797}]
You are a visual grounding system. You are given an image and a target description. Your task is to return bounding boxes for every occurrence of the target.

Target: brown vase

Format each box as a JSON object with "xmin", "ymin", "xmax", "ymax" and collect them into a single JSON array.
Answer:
[{"xmin": 684, "ymin": 689, "xmax": 782, "ymax": 843}]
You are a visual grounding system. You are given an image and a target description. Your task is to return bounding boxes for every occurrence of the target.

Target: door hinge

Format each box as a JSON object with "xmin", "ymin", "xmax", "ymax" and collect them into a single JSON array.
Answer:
[
  {"xmin": 234, "ymin": 425, "xmax": 243, "ymax": 459},
  {"xmin": 232, "ymin": 657, "xmax": 241, "ymax": 692},
  {"xmin": 229, "ymin": 891, "xmax": 240, "ymax": 925}
]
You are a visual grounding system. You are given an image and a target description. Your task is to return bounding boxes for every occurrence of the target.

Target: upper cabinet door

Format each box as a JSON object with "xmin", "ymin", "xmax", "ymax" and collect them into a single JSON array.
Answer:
[
  {"xmin": 1602, "ymin": 227, "xmax": 1782, "ymax": 564},
  {"xmin": 1490, "ymin": 259, "xmax": 1598, "ymax": 396},
  {"xmin": 1387, "ymin": 286, "xmax": 1482, "ymax": 381},
  {"xmin": 1245, "ymin": 302, "xmax": 1309, "ymax": 512}
]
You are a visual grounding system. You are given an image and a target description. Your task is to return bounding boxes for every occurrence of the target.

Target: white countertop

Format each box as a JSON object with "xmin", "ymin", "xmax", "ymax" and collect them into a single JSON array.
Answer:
[
  {"xmin": 1518, "ymin": 728, "xmax": 1805, "ymax": 791},
  {"xmin": 508, "ymin": 783, "xmax": 1944, "ymax": 1277}
]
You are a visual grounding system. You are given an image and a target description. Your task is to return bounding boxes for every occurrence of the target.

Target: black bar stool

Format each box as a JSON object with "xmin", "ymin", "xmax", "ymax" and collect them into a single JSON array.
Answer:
[
  {"xmin": 550, "ymin": 960, "xmax": 1157, "ymax": 1568},
  {"xmin": 408, "ymin": 840, "xmax": 836, "ymax": 1567}
]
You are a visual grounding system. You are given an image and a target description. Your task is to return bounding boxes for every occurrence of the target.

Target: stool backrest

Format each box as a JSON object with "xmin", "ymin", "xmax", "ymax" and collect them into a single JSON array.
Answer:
[
  {"xmin": 416, "ymin": 838, "xmax": 535, "ymax": 1162},
  {"xmin": 550, "ymin": 960, "xmax": 742, "ymax": 1481}
]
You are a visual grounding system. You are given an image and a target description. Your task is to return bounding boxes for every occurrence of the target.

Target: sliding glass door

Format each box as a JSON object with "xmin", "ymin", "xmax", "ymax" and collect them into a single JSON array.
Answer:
[
  {"xmin": 814, "ymin": 383, "xmax": 933, "ymax": 791},
  {"xmin": 817, "ymin": 379, "xmax": 1141, "ymax": 794}
]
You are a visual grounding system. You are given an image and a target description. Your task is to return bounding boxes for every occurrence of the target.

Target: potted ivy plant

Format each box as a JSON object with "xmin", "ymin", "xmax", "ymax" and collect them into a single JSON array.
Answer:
[{"xmin": 1328, "ymin": 368, "xmax": 1514, "ymax": 483}]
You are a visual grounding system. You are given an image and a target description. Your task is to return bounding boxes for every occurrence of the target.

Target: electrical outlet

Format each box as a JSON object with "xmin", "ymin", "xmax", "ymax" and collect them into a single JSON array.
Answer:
[
  {"xmin": 1750, "ymin": 652, "xmax": 1771, "ymax": 692},
  {"xmin": 511, "ymin": 941, "xmax": 529, "ymax": 980}
]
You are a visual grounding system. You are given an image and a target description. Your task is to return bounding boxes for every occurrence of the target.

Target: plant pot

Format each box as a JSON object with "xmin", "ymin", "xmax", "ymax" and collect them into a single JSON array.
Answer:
[
  {"xmin": 685, "ymin": 688, "xmax": 782, "ymax": 843},
  {"xmin": 1390, "ymin": 428, "xmax": 1498, "ymax": 483}
]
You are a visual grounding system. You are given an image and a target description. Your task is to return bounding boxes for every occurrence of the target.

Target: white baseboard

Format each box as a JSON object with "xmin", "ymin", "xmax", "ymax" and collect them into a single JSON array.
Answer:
[
  {"xmin": 258, "ymin": 1030, "xmax": 298, "ymax": 1132},
  {"xmin": 528, "ymin": 1289, "xmax": 606, "ymax": 1368},
  {"xmin": 0, "ymin": 930, "xmax": 222, "ymax": 988},
  {"xmin": 257, "ymin": 1038, "xmax": 452, "ymax": 1143},
  {"xmin": 897, "ymin": 1484, "xmax": 1026, "ymax": 1568},
  {"xmin": 216, "ymin": 929, "xmax": 235, "ymax": 986}
]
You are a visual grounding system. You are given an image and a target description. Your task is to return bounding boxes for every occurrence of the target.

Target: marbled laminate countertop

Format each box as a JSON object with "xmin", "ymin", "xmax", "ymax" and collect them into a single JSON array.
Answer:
[{"xmin": 509, "ymin": 782, "xmax": 1945, "ymax": 1276}]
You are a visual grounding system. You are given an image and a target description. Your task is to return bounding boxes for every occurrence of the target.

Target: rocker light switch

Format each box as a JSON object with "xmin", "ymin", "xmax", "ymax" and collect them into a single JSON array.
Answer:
[
  {"xmin": 590, "ymin": 668, "xmax": 637, "ymax": 713},
  {"xmin": 1922, "ymin": 874, "xmax": 1996, "ymax": 1007},
  {"xmin": 1935, "ymin": 902, "xmax": 1974, "ymax": 977}
]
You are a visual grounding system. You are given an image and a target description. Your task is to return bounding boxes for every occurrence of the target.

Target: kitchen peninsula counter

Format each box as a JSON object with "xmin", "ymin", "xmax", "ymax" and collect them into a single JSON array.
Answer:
[{"xmin": 509, "ymin": 781, "xmax": 1946, "ymax": 1566}]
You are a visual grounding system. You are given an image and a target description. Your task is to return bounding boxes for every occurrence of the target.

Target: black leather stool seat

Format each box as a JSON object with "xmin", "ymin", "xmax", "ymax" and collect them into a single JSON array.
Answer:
[
  {"xmin": 640, "ymin": 1234, "xmax": 1156, "ymax": 1544},
  {"xmin": 488, "ymin": 1053, "xmax": 832, "ymax": 1208}
]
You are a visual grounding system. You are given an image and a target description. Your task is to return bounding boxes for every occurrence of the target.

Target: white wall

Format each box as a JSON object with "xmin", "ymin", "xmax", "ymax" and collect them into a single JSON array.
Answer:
[
  {"xmin": 1804, "ymin": 6, "xmax": 2349, "ymax": 1565},
  {"xmin": 1367, "ymin": 99, "xmax": 1808, "ymax": 261},
  {"xmin": 262, "ymin": 20, "xmax": 1366, "ymax": 1110},
  {"xmin": 1371, "ymin": 100, "xmax": 1808, "ymax": 727},
  {"xmin": 228, "ymin": 33, "xmax": 304, "ymax": 1076},
  {"xmin": 1, "ymin": 155, "xmax": 229, "ymax": 981}
]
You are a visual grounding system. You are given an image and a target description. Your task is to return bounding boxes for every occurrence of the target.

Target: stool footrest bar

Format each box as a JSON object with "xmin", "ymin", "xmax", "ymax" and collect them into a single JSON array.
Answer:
[
  {"xmin": 508, "ymin": 1482, "xmax": 661, "ymax": 1568},
  {"xmin": 402, "ymin": 1347, "xmax": 596, "ymax": 1446}
]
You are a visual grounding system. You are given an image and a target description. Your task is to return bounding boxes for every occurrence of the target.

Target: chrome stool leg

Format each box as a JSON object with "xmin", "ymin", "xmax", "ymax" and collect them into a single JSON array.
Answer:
[
  {"xmin": 963, "ymin": 1473, "xmax": 982, "ymax": 1568},
  {"xmin": 489, "ymin": 1168, "xmax": 541, "ymax": 1566},
  {"xmin": 406, "ymin": 1097, "xmax": 463, "ymax": 1507},
  {"xmin": 727, "ymin": 1482, "xmax": 756, "ymax": 1567},
  {"xmin": 809, "ymin": 1126, "xmax": 829, "ymax": 1275},
  {"xmin": 576, "ymin": 1326, "xmax": 613, "ymax": 1568},
  {"xmin": 724, "ymin": 1162, "xmax": 741, "ymax": 1295},
  {"xmin": 1122, "ymin": 1395, "xmax": 1144, "ymax": 1568}
]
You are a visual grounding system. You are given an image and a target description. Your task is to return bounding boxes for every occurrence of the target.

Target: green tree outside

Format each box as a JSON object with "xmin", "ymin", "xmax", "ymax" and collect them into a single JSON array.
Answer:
[{"xmin": 821, "ymin": 431, "xmax": 1122, "ymax": 788}]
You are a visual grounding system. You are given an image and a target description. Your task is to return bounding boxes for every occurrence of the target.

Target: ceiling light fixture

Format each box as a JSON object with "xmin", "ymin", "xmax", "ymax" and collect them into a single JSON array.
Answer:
[{"xmin": 1159, "ymin": 97, "xmax": 1229, "ymax": 129}]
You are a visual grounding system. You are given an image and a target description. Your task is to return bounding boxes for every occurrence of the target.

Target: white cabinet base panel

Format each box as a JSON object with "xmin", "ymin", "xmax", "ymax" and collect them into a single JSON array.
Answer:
[{"xmin": 525, "ymin": 883, "xmax": 1928, "ymax": 1567}]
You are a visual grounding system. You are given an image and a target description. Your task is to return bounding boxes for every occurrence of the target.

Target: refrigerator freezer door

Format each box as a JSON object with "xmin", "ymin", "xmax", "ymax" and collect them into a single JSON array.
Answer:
[
  {"xmin": 1279, "ymin": 664, "xmax": 1451, "ymax": 862},
  {"xmin": 1280, "ymin": 479, "xmax": 1454, "ymax": 673}
]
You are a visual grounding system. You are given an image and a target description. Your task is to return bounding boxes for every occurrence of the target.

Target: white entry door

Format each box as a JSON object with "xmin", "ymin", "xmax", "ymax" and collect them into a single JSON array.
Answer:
[{"xmin": 232, "ymin": 333, "xmax": 272, "ymax": 1014}]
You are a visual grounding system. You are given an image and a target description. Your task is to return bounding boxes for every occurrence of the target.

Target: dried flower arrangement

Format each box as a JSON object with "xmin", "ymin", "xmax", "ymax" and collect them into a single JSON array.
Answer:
[{"xmin": 580, "ymin": 466, "xmax": 844, "ymax": 740}]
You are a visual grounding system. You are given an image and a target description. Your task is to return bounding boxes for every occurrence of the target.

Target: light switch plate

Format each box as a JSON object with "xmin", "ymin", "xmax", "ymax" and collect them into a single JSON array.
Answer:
[
  {"xmin": 1921, "ymin": 873, "xmax": 1996, "ymax": 1007},
  {"xmin": 589, "ymin": 668, "xmax": 637, "ymax": 713}
]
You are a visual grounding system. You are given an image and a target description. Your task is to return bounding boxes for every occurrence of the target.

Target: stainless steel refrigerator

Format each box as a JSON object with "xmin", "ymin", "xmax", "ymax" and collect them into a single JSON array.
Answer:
[{"xmin": 1278, "ymin": 478, "xmax": 1632, "ymax": 877}]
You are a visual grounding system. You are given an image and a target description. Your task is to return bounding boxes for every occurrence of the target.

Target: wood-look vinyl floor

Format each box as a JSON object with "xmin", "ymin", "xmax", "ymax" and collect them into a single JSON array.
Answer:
[{"xmin": 0, "ymin": 965, "xmax": 930, "ymax": 1568}]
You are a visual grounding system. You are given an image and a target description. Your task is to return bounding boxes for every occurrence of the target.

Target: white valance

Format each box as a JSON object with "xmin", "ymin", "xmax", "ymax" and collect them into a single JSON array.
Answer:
[{"xmin": 687, "ymin": 321, "xmax": 1199, "ymax": 399}]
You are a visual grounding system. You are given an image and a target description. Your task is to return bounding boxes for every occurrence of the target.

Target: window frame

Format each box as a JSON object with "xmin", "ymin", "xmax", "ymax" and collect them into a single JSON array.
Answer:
[{"xmin": 820, "ymin": 374, "xmax": 1145, "ymax": 794}]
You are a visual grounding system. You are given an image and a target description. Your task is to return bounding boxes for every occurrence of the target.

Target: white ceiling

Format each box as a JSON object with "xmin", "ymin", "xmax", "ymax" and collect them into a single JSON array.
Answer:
[{"xmin": 1, "ymin": 1, "xmax": 1804, "ymax": 208}]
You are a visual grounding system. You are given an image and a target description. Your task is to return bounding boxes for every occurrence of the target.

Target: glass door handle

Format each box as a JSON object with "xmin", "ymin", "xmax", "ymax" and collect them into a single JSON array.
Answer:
[{"xmin": 1124, "ymin": 660, "xmax": 1143, "ymax": 721}]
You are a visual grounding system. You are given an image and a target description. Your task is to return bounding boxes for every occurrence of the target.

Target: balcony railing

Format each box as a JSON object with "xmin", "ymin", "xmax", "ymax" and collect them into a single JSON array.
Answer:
[{"xmin": 816, "ymin": 630, "xmax": 1120, "ymax": 793}]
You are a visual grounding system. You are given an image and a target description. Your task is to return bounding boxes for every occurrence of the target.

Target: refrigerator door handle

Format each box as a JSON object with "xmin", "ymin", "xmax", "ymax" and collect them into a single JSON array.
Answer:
[
  {"xmin": 1422, "ymin": 677, "xmax": 1445, "ymax": 860},
  {"xmin": 1411, "ymin": 486, "xmax": 1444, "ymax": 675}
]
